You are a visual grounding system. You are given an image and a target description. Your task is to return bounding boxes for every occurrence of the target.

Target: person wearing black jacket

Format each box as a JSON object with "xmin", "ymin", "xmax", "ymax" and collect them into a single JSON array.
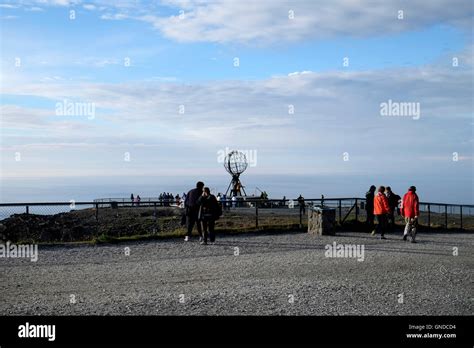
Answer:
[
  {"xmin": 365, "ymin": 185, "xmax": 376, "ymax": 232},
  {"xmin": 184, "ymin": 181, "xmax": 204, "ymax": 242},
  {"xmin": 385, "ymin": 186, "xmax": 401, "ymax": 231},
  {"xmin": 198, "ymin": 187, "xmax": 222, "ymax": 245}
]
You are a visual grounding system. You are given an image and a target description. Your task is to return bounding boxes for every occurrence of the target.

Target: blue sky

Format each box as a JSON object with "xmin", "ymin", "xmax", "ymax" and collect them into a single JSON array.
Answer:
[{"xmin": 0, "ymin": 0, "xmax": 473, "ymax": 202}]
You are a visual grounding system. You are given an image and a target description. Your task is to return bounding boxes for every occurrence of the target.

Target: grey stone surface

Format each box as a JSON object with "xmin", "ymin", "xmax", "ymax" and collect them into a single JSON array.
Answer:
[
  {"xmin": 308, "ymin": 208, "xmax": 336, "ymax": 235},
  {"xmin": 0, "ymin": 231, "xmax": 472, "ymax": 315}
]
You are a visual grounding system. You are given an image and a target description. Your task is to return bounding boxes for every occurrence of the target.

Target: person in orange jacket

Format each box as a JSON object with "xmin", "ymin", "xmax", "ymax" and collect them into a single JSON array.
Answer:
[
  {"xmin": 372, "ymin": 186, "xmax": 391, "ymax": 239},
  {"xmin": 401, "ymin": 186, "xmax": 420, "ymax": 243}
]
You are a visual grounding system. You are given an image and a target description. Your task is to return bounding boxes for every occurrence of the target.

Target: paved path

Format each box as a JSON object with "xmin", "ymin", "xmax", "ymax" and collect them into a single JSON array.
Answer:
[{"xmin": 1, "ymin": 231, "xmax": 472, "ymax": 315}]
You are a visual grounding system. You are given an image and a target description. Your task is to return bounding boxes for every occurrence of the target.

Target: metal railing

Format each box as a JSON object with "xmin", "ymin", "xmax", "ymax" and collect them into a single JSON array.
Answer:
[{"xmin": 0, "ymin": 198, "xmax": 473, "ymax": 243}]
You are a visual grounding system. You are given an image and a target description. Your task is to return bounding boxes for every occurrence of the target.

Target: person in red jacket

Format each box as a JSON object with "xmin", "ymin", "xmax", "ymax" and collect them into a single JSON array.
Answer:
[
  {"xmin": 372, "ymin": 186, "xmax": 391, "ymax": 239},
  {"xmin": 401, "ymin": 186, "xmax": 420, "ymax": 243}
]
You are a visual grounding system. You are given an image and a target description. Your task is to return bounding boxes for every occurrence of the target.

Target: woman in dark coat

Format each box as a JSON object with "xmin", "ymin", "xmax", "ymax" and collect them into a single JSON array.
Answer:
[{"xmin": 198, "ymin": 187, "xmax": 222, "ymax": 245}]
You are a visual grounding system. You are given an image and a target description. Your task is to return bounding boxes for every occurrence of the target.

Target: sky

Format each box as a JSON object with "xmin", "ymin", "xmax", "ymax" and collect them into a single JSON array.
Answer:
[{"xmin": 0, "ymin": 0, "xmax": 473, "ymax": 203}]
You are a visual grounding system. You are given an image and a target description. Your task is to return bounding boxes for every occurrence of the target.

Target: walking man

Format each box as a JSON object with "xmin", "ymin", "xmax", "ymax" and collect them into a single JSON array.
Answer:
[
  {"xmin": 373, "ymin": 186, "xmax": 391, "ymax": 239},
  {"xmin": 365, "ymin": 185, "xmax": 376, "ymax": 232},
  {"xmin": 184, "ymin": 181, "xmax": 204, "ymax": 242},
  {"xmin": 401, "ymin": 186, "xmax": 420, "ymax": 243},
  {"xmin": 385, "ymin": 186, "xmax": 401, "ymax": 231}
]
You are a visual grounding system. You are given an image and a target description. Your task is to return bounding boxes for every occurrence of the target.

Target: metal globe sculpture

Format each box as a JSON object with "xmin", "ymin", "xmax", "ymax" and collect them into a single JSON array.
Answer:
[{"xmin": 224, "ymin": 150, "xmax": 248, "ymax": 197}]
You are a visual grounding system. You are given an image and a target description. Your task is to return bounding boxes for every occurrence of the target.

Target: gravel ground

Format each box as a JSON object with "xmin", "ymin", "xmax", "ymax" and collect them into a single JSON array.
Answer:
[{"xmin": 1, "ymin": 231, "xmax": 473, "ymax": 315}]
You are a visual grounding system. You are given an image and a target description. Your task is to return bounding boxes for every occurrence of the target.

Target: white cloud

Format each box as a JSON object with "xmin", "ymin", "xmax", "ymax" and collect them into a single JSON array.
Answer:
[
  {"xmin": 26, "ymin": 6, "xmax": 44, "ymax": 11},
  {"xmin": 100, "ymin": 13, "xmax": 128, "ymax": 20},
  {"xmin": 0, "ymin": 4, "xmax": 18, "ymax": 8},
  {"xmin": 83, "ymin": 4, "xmax": 96, "ymax": 10},
  {"xmin": 149, "ymin": 0, "xmax": 473, "ymax": 44},
  {"xmin": 5, "ymin": 0, "xmax": 473, "ymax": 44},
  {"xmin": 2, "ymin": 44, "xmax": 472, "ymax": 177}
]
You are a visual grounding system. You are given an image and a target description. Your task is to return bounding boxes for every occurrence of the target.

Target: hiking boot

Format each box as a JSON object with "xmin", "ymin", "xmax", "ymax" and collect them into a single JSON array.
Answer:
[
  {"xmin": 199, "ymin": 237, "xmax": 203, "ymax": 243},
  {"xmin": 403, "ymin": 235, "xmax": 407, "ymax": 241},
  {"xmin": 184, "ymin": 236, "xmax": 189, "ymax": 242},
  {"xmin": 411, "ymin": 240, "xmax": 417, "ymax": 243},
  {"xmin": 371, "ymin": 230, "xmax": 376, "ymax": 236},
  {"xmin": 380, "ymin": 235, "xmax": 386, "ymax": 240},
  {"xmin": 200, "ymin": 241, "xmax": 208, "ymax": 245}
]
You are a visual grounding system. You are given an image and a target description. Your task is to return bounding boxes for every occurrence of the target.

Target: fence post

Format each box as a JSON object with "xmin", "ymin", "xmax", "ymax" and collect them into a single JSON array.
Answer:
[
  {"xmin": 95, "ymin": 203, "xmax": 99, "ymax": 221},
  {"xmin": 154, "ymin": 202, "xmax": 158, "ymax": 234},
  {"xmin": 299, "ymin": 203, "xmax": 302, "ymax": 229},
  {"xmin": 26, "ymin": 205, "xmax": 29, "ymax": 215},
  {"xmin": 460, "ymin": 205, "xmax": 463, "ymax": 230},
  {"xmin": 255, "ymin": 201, "xmax": 259, "ymax": 229},
  {"xmin": 427, "ymin": 204, "xmax": 431, "ymax": 230},
  {"xmin": 355, "ymin": 199, "xmax": 358, "ymax": 222},
  {"xmin": 444, "ymin": 205, "xmax": 448, "ymax": 229},
  {"xmin": 338, "ymin": 199, "xmax": 342, "ymax": 224}
]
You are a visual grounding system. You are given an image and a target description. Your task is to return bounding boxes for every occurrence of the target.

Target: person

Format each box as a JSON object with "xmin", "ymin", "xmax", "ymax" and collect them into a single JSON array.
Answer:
[
  {"xmin": 385, "ymin": 187, "xmax": 401, "ymax": 231},
  {"xmin": 136, "ymin": 195, "xmax": 141, "ymax": 206},
  {"xmin": 221, "ymin": 194, "xmax": 227, "ymax": 211},
  {"xmin": 401, "ymin": 186, "xmax": 420, "ymax": 243},
  {"xmin": 231, "ymin": 195, "xmax": 237, "ymax": 208},
  {"xmin": 373, "ymin": 186, "xmax": 390, "ymax": 239},
  {"xmin": 130, "ymin": 193, "xmax": 134, "ymax": 207},
  {"xmin": 297, "ymin": 194, "xmax": 306, "ymax": 215},
  {"xmin": 365, "ymin": 185, "xmax": 376, "ymax": 232},
  {"xmin": 175, "ymin": 194, "xmax": 180, "ymax": 206},
  {"xmin": 198, "ymin": 187, "xmax": 222, "ymax": 245},
  {"xmin": 184, "ymin": 181, "xmax": 204, "ymax": 242},
  {"xmin": 159, "ymin": 193, "xmax": 163, "ymax": 206}
]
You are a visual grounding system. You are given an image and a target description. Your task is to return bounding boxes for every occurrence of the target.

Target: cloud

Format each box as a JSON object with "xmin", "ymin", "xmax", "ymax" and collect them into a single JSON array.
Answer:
[
  {"xmin": 1, "ymin": 39, "xmax": 472, "ymax": 177},
  {"xmin": 3, "ymin": 46, "xmax": 472, "ymax": 150},
  {"xmin": 0, "ymin": 4, "xmax": 18, "ymax": 8},
  {"xmin": 100, "ymin": 13, "xmax": 128, "ymax": 20},
  {"xmin": 149, "ymin": 0, "xmax": 474, "ymax": 44},
  {"xmin": 5, "ymin": 0, "xmax": 473, "ymax": 44},
  {"xmin": 26, "ymin": 6, "xmax": 44, "ymax": 11},
  {"xmin": 83, "ymin": 4, "xmax": 96, "ymax": 10}
]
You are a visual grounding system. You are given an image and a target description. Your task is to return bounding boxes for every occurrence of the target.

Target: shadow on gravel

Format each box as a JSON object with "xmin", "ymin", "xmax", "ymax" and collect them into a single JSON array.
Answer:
[{"xmin": 214, "ymin": 238, "xmax": 454, "ymax": 257}]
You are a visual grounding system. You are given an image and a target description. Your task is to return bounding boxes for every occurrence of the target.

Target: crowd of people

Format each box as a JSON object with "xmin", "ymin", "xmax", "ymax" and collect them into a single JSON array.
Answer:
[
  {"xmin": 129, "ymin": 192, "xmax": 186, "ymax": 207},
  {"xmin": 130, "ymin": 183, "xmax": 420, "ymax": 245},
  {"xmin": 365, "ymin": 185, "xmax": 420, "ymax": 242},
  {"xmin": 215, "ymin": 193, "xmax": 236, "ymax": 210}
]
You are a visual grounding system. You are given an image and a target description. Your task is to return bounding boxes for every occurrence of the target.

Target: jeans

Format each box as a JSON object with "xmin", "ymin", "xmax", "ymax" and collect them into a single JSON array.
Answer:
[
  {"xmin": 202, "ymin": 219, "xmax": 216, "ymax": 243},
  {"xmin": 366, "ymin": 211, "xmax": 375, "ymax": 231},
  {"xmin": 404, "ymin": 217, "xmax": 417, "ymax": 241},
  {"xmin": 186, "ymin": 212, "xmax": 202, "ymax": 238},
  {"xmin": 375, "ymin": 214, "xmax": 388, "ymax": 236}
]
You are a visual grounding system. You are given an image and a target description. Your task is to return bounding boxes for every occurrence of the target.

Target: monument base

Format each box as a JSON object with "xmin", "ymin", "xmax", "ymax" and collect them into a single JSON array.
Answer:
[{"xmin": 308, "ymin": 207, "xmax": 336, "ymax": 235}]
